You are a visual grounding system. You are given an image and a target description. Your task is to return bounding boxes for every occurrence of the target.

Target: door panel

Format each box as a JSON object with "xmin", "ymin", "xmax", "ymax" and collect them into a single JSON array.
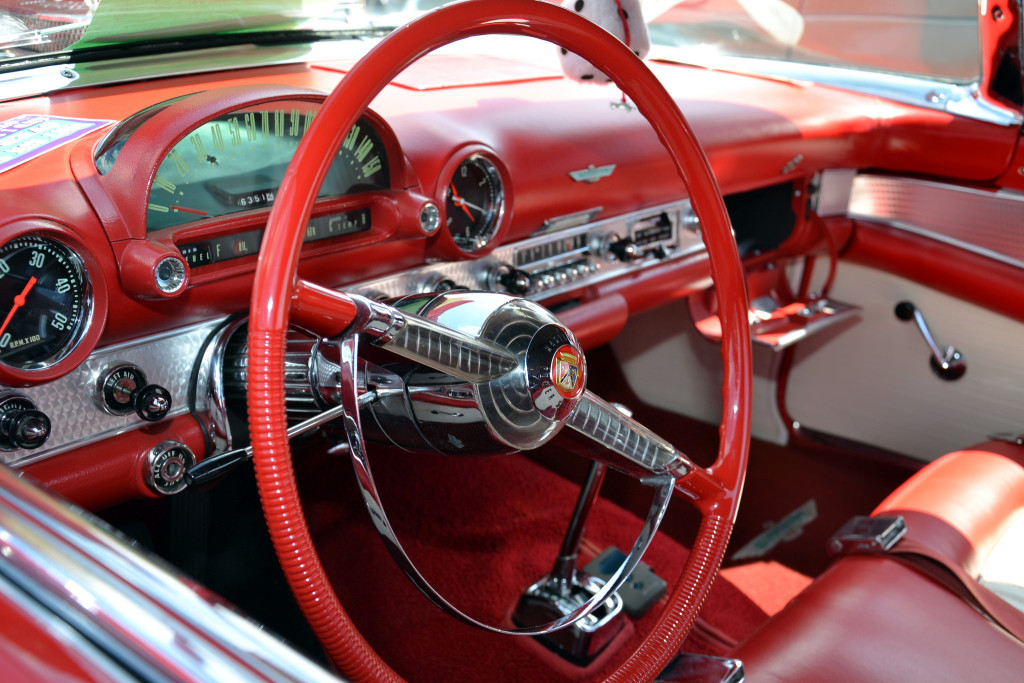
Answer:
[{"xmin": 786, "ymin": 262, "xmax": 1024, "ymax": 460}]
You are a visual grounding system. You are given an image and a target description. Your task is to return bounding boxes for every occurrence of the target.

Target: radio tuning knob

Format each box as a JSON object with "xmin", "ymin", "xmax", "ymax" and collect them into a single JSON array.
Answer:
[
  {"xmin": 608, "ymin": 236, "xmax": 641, "ymax": 262},
  {"xmin": 493, "ymin": 264, "xmax": 533, "ymax": 295},
  {"xmin": 99, "ymin": 364, "xmax": 172, "ymax": 422},
  {"xmin": 0, "ymin": 395, "xmax": 51, "ymax": 451}
]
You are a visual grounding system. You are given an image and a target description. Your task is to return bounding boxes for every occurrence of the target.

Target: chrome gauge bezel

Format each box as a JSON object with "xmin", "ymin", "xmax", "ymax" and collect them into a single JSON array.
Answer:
[
  {"xmin": 0, "ymin": 235, "xmax": 94, "ymax": 373},
  {"xmin": 444, "ymin": 153, "xmax": 506, "ymax": 253}
]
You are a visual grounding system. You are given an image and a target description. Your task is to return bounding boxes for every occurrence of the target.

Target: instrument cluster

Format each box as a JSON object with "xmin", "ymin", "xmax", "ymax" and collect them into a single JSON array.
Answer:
[{"xmin": 0, "ymin": 85, "xmax": 696, "ymax": 493}]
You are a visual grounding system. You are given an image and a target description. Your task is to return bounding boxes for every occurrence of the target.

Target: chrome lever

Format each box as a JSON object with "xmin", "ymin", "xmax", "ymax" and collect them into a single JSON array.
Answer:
[
  {"xmin": 895, "ymin": 301, "xmax": 966, "ymax": 381},
  {"xmin": 184, "ymin": 394, "xmax": 374, "ymax": 486}
]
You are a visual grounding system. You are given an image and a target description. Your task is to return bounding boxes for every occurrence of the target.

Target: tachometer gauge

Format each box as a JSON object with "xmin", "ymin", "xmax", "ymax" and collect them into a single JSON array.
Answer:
[
  {"xmin": 145, "ymin": 105, "xmax": 390, "ymax": 232},
  {"xmin": 445, "ymin": 155, "xmax": 504, "ymax": 251},
  {"xmin": 0, "ymin": 236, "xmax": 90, "ymax": 371}
]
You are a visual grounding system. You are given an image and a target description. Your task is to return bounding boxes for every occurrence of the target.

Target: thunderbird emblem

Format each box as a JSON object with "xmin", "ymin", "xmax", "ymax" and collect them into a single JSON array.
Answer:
[
  {"xmin": 550, "ymin": 345, "xmax": 585, "ymax": 399},
  {"xmin": 569, "ymin": 164, "xmax": 616, "ymax": 184}
]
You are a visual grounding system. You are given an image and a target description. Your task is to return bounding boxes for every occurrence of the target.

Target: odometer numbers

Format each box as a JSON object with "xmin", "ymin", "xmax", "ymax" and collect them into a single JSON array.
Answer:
[{"xmin": 0, "ymin": 236, "xmax": 89, "ymax": 371}]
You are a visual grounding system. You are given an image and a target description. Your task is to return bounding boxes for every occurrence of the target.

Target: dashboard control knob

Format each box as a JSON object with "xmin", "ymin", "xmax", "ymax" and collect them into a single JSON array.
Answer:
[
  {"xmin": 135, "ymin": 384, "xmax": 173, "ymax": 422},
  {"xmin": 608, "ymin": 237, "xmax": 641, "ymax": 262},
  {"xmin": 422, "ymin": 276, "xmax": 461, "ymax": 294},
  {"xmin": 99, "ymin": 364, "xmax": 172, "ymax": 421},
  {"xmin": 0, "ymin": 395, "xmax": 51, "ymax": 451},
  {"xmin": 145, "ymin": 441, "xmax": 195, "ymax": 495},
  {"xmin": 495, "ymin": 264, "xmax": 533, "ymax": 295}
]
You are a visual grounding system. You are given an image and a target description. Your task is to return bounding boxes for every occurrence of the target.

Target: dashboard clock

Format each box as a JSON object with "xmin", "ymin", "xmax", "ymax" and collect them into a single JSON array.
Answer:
[{"xmin": 445, "ymin": 154, "xmax": 504, "ymax": 252}]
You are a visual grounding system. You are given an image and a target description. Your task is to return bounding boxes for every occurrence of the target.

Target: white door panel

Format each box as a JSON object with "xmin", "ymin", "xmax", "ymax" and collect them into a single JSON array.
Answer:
[{"xmin": 786, "ymin": 262, "xmax": 1024, "ymax": 460}]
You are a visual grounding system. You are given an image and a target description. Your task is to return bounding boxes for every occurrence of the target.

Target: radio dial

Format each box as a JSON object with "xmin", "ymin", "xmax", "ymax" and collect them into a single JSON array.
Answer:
[
  {"xmin": 494, "ymin": 264, "xmax": 533, "ymax": 295},
  {"xmin": 608, "ymin": 237, "xmax": 641, "ymax": 262}
]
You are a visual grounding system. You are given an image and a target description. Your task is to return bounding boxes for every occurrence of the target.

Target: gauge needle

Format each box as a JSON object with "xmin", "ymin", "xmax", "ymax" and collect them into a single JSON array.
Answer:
[
  {"xmin": 449, "ymin": 184, "xmax": 476, "ymax": 221},
  {"xmin": 170, "ymin": 205, "xmax": 209, "ymax": 216},
  {"xmin": 0, "ymin": 276, "xmax": 37, "ymax": 339}
]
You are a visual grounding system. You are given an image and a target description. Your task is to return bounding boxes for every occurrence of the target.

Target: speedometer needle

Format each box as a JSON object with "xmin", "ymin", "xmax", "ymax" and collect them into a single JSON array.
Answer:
[
  {"xmin": 0, "ymin": 276, "xmax": 37, "ymax": 339},
  {"xmin": 170, "ymin": 205, "xmax": 209, "ymax": 216}
]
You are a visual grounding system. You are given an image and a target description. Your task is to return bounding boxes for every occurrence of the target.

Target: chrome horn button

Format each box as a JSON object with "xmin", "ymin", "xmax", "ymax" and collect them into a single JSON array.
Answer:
[{"xmin": 401, "ymin": 292, "xmax": 587, "ymax": 451}]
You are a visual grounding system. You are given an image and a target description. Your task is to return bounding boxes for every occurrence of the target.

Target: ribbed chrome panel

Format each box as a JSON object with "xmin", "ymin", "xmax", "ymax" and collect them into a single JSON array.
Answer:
[
  {"xmin": 849, "ymin": 175, "xmax": 1024, "ymax": 269},
  {"xmin": 384, "ymin": 316, "xmax": 518, "ymax": 384},
  {"xmin": 1, "ymin": 321, "xmax": 221, "ymax": 467},
  {"xmin": 568, "ymin": 391, "xmax": 688, "ymax": 477},
  {"xmin": 354, "ymin": 199, "xmax": 703, "ymax": 302}
]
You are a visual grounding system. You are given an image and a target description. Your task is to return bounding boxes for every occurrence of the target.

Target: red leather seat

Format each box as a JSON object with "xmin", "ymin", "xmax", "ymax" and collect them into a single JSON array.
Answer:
[
  {"xmin": 733, "ymin": 442, "xmax": 1024, "ymax": 682},
  {"xmin": 873, "ymin": 441, "xmax": 1024, "ymax": 577}
]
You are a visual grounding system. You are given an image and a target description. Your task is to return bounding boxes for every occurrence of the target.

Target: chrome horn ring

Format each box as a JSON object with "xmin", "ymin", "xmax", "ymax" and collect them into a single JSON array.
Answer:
[{"xmin": 337, "ymin": 291, "xmax": 696, "ymax": 635}]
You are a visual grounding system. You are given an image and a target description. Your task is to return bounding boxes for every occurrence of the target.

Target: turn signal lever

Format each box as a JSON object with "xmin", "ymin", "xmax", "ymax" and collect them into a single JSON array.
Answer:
[{"xmin": 895, "ymin": 301, "xmax": 966, "ymax": 381}]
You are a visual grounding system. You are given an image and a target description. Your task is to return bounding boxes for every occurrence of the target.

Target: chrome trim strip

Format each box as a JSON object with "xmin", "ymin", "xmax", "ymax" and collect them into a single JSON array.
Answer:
[
  {"xmin": 0, "ymin": 570, "xmax": 136, "ymax": 682},
  {"xmin": 849, "ymin": 175, "xmax": 1024, "ymax": 270},
  {"xmin": 0, "ymin": 463, "xmax": 340, "ymax": 681},
  {"xmin": 649, "ymin": 50, "xmax": 1023, "ymax": 127},
  {"xmin": 0, "ymin": 40, "xmax": 371, "ymax": 102},
  {"xmin": 354, "ymin": 199, "xmax": 703, "ymax": 301}
]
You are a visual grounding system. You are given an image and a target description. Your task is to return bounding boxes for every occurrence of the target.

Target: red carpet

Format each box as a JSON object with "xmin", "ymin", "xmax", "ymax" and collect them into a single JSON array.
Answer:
[{"xmin": 295, "ymin": 442, "xmax": 771, "ymax": 681}]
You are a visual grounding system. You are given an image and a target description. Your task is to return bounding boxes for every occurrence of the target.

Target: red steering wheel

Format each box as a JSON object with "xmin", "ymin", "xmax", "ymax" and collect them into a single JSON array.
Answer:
[{"xmin": 247, "ymin": 0, "xmax": 751, "ymax": 680}]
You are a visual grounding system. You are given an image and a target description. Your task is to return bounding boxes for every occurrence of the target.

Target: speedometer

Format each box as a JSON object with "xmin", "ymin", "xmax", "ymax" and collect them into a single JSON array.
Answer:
[
  {"xmin": 145, "ymin": 104, "xmax": 390, "ymax": 231},
  {"xmin": 0, "ymin": 236, "xmax": 90, "ymax": 371}
]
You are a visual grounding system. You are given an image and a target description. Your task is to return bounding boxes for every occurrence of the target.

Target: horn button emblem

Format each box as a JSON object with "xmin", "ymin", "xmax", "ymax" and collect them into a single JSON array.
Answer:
[
  {"xmin": 551, "ymin": 345, "xmax": 584, "ymax": 398},
  {"xmin": 526, "ymin": 324, "xmax": 586, "ymax": 421}
]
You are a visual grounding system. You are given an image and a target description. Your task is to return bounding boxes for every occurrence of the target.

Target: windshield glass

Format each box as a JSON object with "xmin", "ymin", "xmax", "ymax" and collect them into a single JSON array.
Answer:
[
  {"xmin": 1, "ymin": 0, "xmax": 981, "ymax": 83},
  {"xmin": 646, "ymin": 0, "xmax": 980, "ymax": 83}
]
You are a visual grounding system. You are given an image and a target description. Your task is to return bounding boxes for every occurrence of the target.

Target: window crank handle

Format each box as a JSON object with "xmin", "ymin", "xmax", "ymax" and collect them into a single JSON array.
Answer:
[{"xmin": 895, "ymin": 301, "xmax": 966, "ymax": 381}]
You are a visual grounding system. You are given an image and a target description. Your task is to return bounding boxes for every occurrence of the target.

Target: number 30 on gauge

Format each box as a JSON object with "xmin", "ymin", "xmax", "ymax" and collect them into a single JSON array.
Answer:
[{"xmin": 0, "ymin": 236, "xmax": 90, "ymax": 371}]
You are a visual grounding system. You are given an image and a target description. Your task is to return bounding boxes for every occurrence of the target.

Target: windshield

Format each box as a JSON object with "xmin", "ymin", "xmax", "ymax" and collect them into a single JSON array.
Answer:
[
  {"xmin": 1, "ymin": 0, "xmax": 982, "ymax": 83},
  {"xmin": 647, "ymin": 0, "xmax": 980, "ymax": 83}
]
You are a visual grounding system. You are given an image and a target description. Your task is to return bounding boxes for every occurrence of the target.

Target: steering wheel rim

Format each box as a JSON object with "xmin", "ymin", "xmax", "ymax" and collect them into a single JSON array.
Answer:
[{"xmin": 247, "ymin": 1, "xmax": 752, "ymax": 680}]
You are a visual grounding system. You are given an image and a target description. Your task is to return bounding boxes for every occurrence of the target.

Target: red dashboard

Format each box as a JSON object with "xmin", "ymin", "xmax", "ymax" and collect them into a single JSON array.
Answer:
[{"xmin": 0, "ymin": 35, "xmax": 1019, "ymax": 507}]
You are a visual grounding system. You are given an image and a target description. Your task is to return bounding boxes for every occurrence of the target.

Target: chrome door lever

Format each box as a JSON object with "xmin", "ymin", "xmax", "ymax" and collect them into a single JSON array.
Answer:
[{"xmin": 895, "ymin": 301, "xmax": 966, "ymax": 381}]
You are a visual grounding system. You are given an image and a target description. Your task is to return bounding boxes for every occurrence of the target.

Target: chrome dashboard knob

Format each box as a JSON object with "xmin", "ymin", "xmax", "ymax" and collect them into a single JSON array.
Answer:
[
  {"xmin": 134, "ymin": 384, "xmax": 173, "ymax": 422},
  {"xmin": 99, "ymin": 364, "xmax": 173, "ymax": 421},
  {"xmin": 493, "ymin": 263, "xmax": 533, "ymax": 295},
  {"xmin": 0, "ymin": 395, "xmax": 51, "ymax": 451},
  {"xmin": 607, "ymin": 236, "xmax": 641, "ymax": 262}
]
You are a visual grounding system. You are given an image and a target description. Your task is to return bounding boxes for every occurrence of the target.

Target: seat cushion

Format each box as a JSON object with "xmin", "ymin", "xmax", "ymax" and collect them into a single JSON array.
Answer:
[
  {"xmin": 873, "ymin": 441, "xmax": 1024, "ymax": 577},
  {"xmin": 734, "ymin": 443, "xmax": 1024, "ymax": 681},
  {"xmin": 733, "ymin": 555, "xmax": 1024, "ymax": 682}
]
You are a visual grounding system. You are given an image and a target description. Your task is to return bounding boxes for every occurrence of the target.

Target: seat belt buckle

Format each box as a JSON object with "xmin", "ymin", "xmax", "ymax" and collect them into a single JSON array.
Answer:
[{"xmin": 828, "ymin": 515, "xmax": 906, "ymax": 556}]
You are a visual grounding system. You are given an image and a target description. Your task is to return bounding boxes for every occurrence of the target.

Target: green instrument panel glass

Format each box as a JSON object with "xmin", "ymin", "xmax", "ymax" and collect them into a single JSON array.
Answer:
[{"xmin": 146, "ymin": 103, "xmax": 389, "ymax": 232}]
